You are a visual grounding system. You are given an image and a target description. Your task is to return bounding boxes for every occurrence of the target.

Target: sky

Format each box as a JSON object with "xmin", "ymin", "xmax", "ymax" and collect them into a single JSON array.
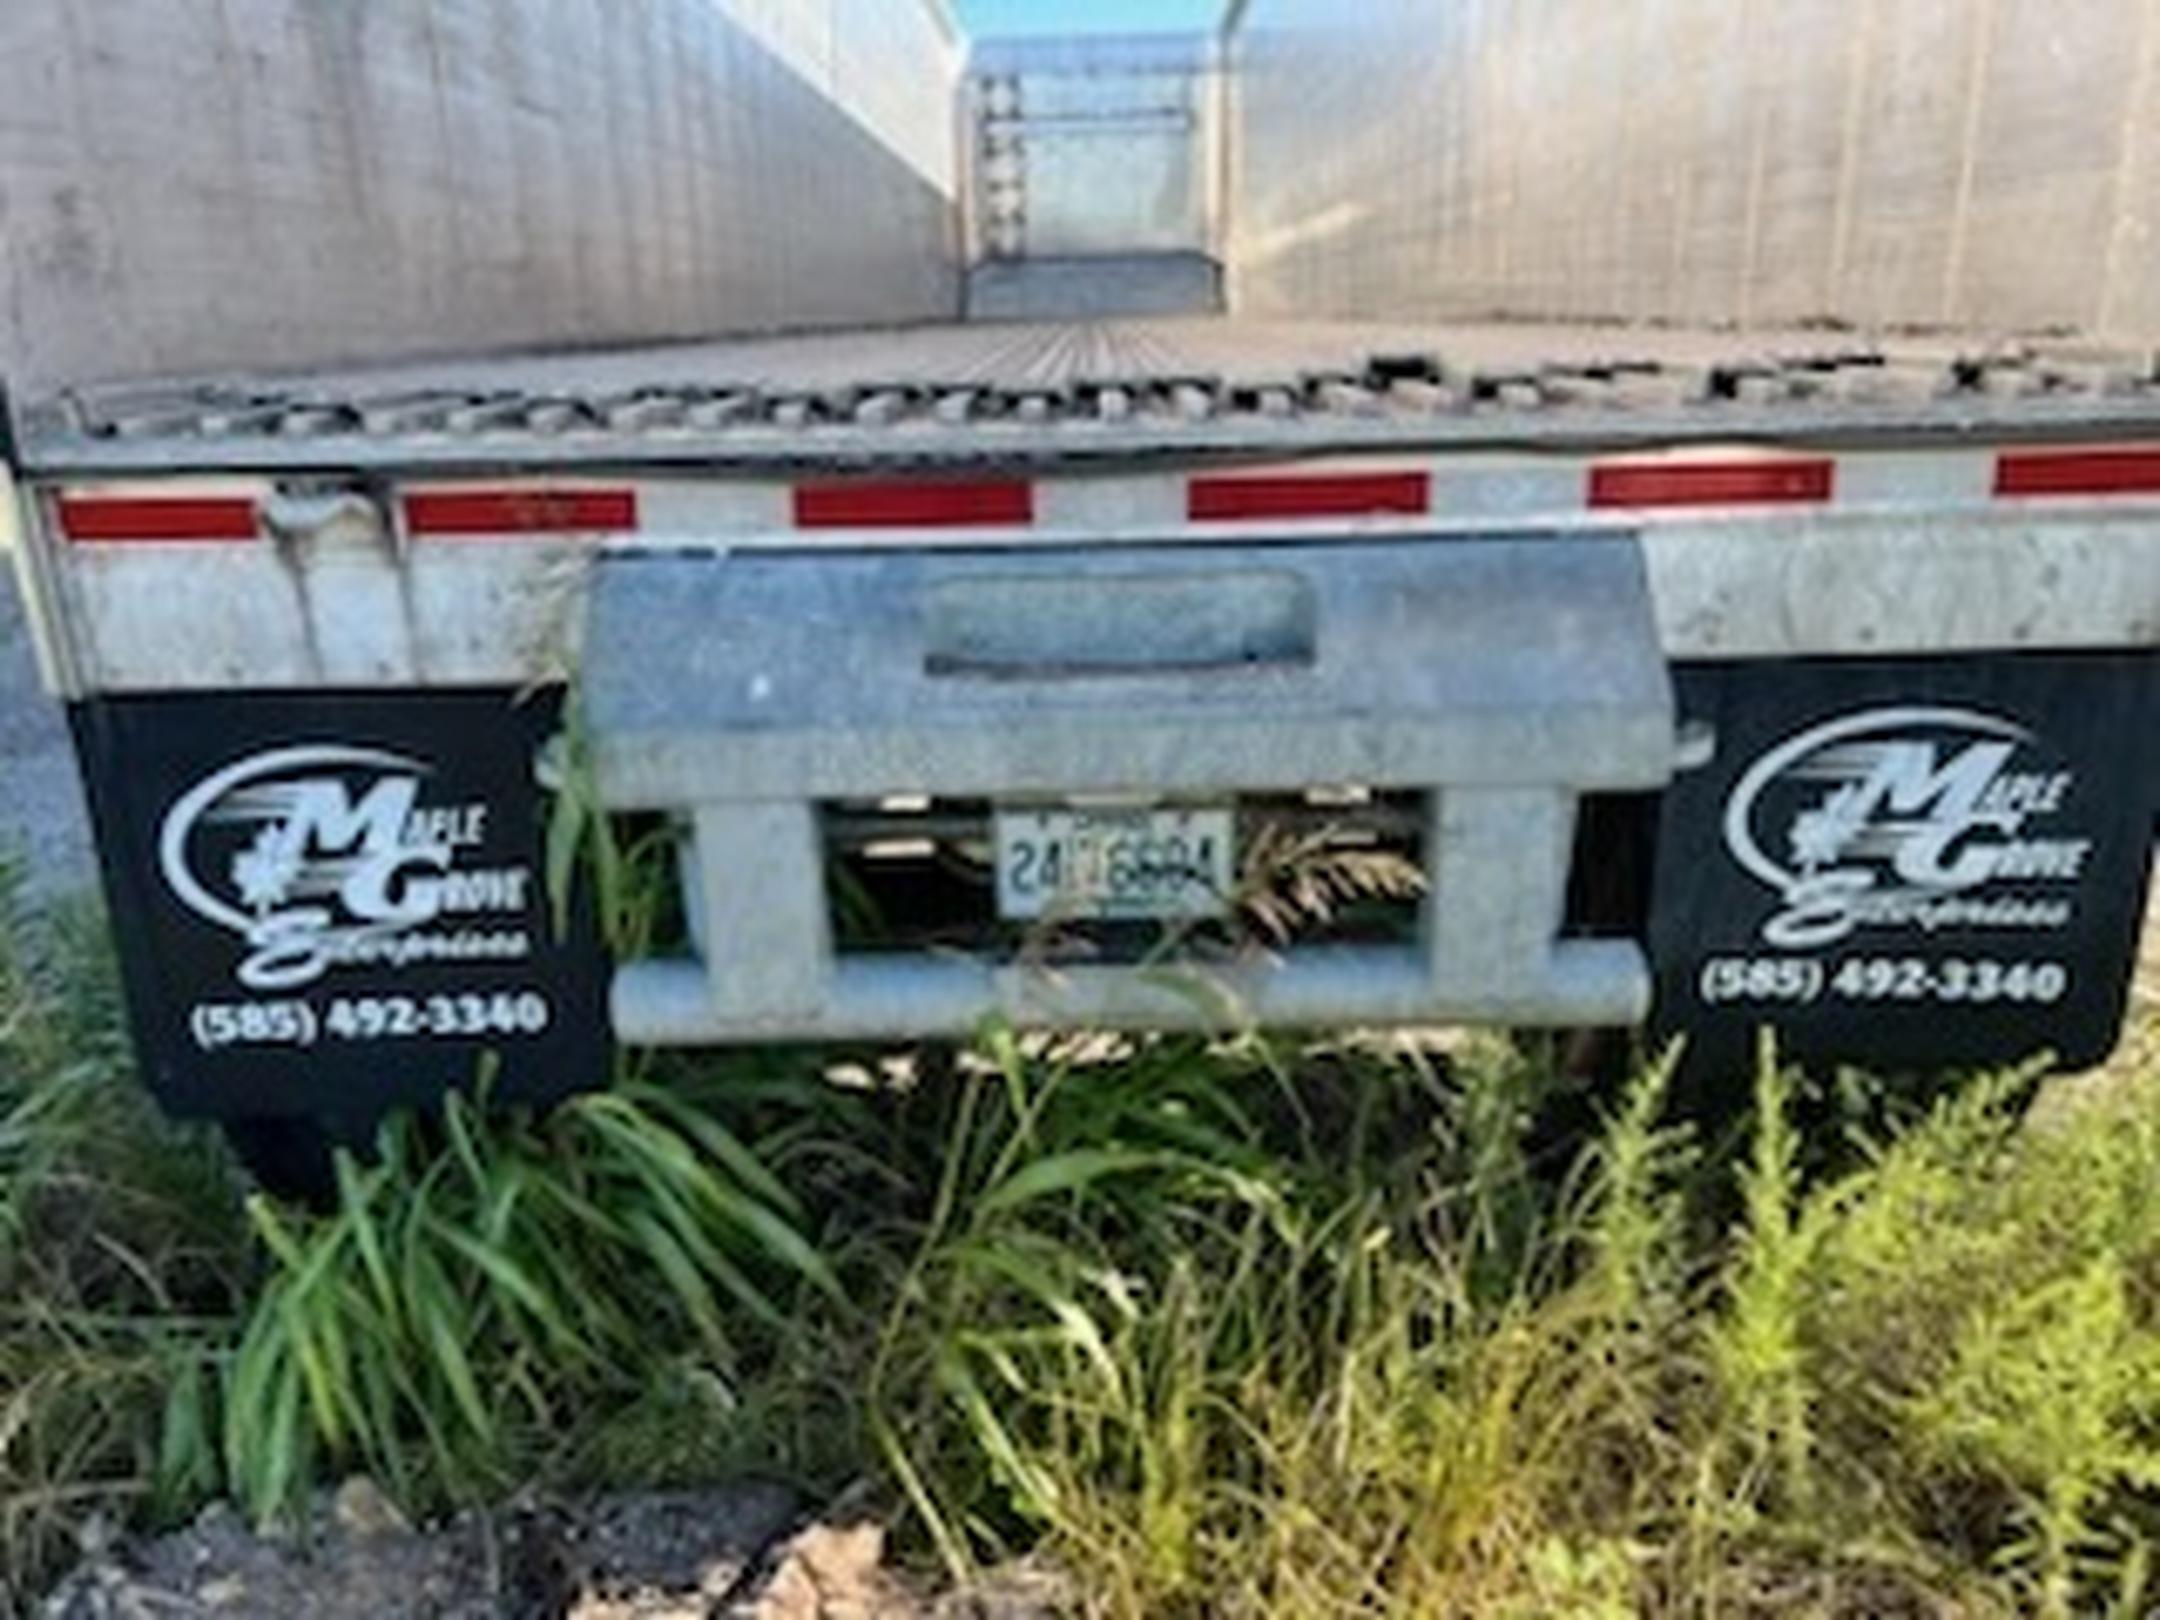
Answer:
[{"xmin": 954, "ymin": 0, "xmax": 1225, "ymax": 38}]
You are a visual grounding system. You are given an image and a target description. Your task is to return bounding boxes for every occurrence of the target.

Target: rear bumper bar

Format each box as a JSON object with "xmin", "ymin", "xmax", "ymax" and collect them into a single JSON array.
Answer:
[{"xmin": 585, "ymin": 535, "xmax": 1675, "ymax": 1041}]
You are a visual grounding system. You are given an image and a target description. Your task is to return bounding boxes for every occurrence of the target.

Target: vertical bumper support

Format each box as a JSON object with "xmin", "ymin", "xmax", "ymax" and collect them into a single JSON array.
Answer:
[{"xmin": 690, "ymin": 803, "xmax": 832, "ymax": 1024}]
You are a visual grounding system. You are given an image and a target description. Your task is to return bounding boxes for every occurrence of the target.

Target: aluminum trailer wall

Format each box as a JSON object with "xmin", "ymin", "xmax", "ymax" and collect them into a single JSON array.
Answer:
[
  {"xmin": 0, "ymin": 0, "xmax": 965, "ymax": 389},
  {"xmin": 1224, "ymin": 0, "xmax": 2160, "ymax": 341}
]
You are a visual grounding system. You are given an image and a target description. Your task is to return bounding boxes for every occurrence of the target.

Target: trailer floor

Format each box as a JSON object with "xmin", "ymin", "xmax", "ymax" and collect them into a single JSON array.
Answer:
[
  {"xmin": 37, "ymin": 307, "xmax": 2132, "ymax": 479},
  {"xmin": 94, "ymin": 313, "xmax": 1981, "ymax": 401}
]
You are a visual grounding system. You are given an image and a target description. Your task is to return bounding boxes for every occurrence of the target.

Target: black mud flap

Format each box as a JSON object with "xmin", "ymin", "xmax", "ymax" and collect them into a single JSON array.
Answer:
[
  {"xmin": 70, "ymin": 688, "xmax": 612, "ymax": 1142},
  {"xmin": 1649, "ymin": 653, "xmax": 2160, "ymax": 1080}
]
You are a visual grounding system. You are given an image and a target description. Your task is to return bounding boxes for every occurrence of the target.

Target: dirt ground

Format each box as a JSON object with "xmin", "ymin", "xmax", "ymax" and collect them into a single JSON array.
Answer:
[{"xmin": 39, "ymin": 1481, "xmax": 1068, "ymax": 1620}]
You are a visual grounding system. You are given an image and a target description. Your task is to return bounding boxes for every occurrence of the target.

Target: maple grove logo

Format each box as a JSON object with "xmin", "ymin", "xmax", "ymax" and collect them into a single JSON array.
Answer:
[
  {"xmin": 1722, "ymin": 707, "xmax": 2094, "ymax": 950},
  {"xmin": 158, "ymin": 745, "xmax": 536, "ymax": 991}
]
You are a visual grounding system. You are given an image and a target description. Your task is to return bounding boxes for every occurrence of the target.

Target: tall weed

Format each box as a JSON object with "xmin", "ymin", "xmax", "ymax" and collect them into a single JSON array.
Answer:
[
  {"xmin": 226, "ymin": 1082, "xmax": 840, "ymax": 1520},
  {"xmin": 0, "ymin": 866, "xmax": 246, "ymax": 1608}
]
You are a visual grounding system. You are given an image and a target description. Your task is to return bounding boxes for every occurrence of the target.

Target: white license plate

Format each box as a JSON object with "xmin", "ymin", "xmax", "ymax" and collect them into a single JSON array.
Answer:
[{"xmin": 994, "ymin": 807, "xmax": 1235, "ymax": 921}]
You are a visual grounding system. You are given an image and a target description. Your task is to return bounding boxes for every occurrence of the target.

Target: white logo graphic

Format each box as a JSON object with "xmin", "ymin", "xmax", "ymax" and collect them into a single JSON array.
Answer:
[
  {"xmin": 1723, "ymin": 707, "xmax": 2091, "ymax": 949},
  {"xmin": 160, "ymin": 745, "xmax": 535, "ymax": 991}
]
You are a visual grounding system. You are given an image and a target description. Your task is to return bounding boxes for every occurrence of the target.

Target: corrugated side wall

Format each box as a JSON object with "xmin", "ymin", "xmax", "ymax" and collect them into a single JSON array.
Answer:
[
  {"xmin": 0, "ymin": 0, "xmax": 964, "ymax": 388},
  {"xmin": 1225, "ymin": 0, "xmax": 2160, "ymax": 340}
]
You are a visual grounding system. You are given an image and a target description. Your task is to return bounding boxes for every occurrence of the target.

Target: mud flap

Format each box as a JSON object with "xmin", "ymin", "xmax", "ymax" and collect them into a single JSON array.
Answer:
[
  {"xmin": 1649, "ymin": 653, "xmax": 2160, "ymax": 1080},
  {"xmin": 70, "ymin": 687, "xmax": 611, "ymax": 1139}
]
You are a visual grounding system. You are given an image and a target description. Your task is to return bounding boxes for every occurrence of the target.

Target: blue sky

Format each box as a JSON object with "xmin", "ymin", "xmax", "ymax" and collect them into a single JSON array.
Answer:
[{"xmin": 954, "ymin": 0, "xmax": 1225, "ymax": 38}]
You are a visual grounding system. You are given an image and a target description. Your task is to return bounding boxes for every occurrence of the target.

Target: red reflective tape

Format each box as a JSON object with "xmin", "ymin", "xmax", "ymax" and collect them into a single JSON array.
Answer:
[
  {"xmin": 1189, "ymin": 471, "xmax": 1431, "ymax": 521},
  {"xmin": 1995, "ymin": 447, "xmax": 2160, "ymax": 498},
  {"xmin": 793, "ymin": 479, "xmax": 1033, "ymax": 529},
  {"xmin": 404, "ymin": 488, "xmax": 639, "ymax": 536},
  {"xmin": 58, "ymin": 496, "xmax": 258, "ymax": 543},
  {"xmin": 1588, "ymin": 458, "xmax": 1836, "ymax": 509}
]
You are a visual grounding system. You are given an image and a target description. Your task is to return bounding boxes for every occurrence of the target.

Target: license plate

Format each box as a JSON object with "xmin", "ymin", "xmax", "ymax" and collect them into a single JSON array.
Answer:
[{"xmin": 994, "ymin": 807, "xmax": 1235, "ymax": 921}]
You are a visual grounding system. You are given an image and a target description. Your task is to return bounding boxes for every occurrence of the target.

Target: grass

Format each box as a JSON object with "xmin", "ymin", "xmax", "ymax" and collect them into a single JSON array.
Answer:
[
  {"xmin": 0, "ymin": 874, "xmax": 250, "ymax": 1610},
  {"xmin": 226, "ymin": 1078, "xmax": 844, "ymax": 1519},
  {"xmin": 6, "ymin": 851, "xmax": 2160, "ymax": 1616}
]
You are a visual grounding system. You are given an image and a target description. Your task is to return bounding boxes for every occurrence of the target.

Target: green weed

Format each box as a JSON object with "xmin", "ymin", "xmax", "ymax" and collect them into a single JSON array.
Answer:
[
  {"xmin": 225, "ymin": 1080, "xmax": 841, "ymax": 1520},
  {"xmin": 0, "ymin": 865, "xmax": 247, "ymax": 1609},
  {"xmin": 6, "ymin": 845, "xmax": 2160, "ymax": 1618}
]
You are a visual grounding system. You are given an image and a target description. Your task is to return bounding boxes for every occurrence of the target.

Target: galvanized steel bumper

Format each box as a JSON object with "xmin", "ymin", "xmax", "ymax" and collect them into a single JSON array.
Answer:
[{"xmin": 583, "ymin": 535, "xmax": 1676, "ymax": 1042}]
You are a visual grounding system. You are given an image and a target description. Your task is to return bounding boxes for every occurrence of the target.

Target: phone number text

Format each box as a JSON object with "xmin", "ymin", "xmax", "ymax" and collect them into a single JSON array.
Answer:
[
  {"xmin": 1700, "ymin": 956, "xmax": 2069, "ymax": 1008},
  {"xmin": 189, "ymin": 992, "xmax": 553, "ymax": 1051}
]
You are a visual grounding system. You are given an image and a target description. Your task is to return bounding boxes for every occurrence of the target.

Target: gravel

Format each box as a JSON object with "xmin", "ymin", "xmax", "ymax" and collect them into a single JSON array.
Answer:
[
  {"xmin": 38, "ymin": 1484, "xmax": 1072, "ymax": 1620},
  {"xmin": 0, "ymin": 562, "xmax": 91, "ymax": 895}
]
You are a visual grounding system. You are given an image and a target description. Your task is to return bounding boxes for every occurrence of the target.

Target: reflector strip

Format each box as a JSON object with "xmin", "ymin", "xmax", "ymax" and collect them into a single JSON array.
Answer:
[
  {"xmin": 404, "ymin": 488, "xmax": 639, "ymax": 536},
  {"xmin": 1588, "ymin": 458, "xmax": 1836, "ymax": 509},
  {"xmin": 1189, "ymin": 471, "xmax": 1431, "ymax": 521},
  {"xmin": 794, "ymin": 479, "xmax": 1034, "ymax": 529},
  {"xmin": 1995, "ymin": 447, "xmax": 2160, "ymax": 498},
  {"xmin": 58, "ymin": 496, "xmax": 258, "ymax": 543}
]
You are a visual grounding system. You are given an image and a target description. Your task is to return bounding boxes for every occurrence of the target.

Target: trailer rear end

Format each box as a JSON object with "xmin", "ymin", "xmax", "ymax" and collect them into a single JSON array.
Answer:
[{"xmin": 6, "ymin": 0, "xmax": 2159, "ymax": 1170}]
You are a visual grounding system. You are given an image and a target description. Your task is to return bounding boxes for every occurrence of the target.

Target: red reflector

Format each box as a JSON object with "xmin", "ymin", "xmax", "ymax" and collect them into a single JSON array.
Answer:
[
  {"xmin": 793, "ymin": 479, "xmax": 1033, "ymax": 529},
  {"xmin": 1995, "ymin": 447, "xmax": 2160, "ymax": 498},
  {"xmin": 58, "ymin": 496, "xmax": 258, "ymax": 543},
  {"xmin": 404, "ymin": 488, "xmax": 639, "ymax": 536},
  {"xmin": 1588, "ymin": 458, "xmax": 1836, "ymax": 509},
  {"xmin": 1189, "ymin": 471, "xmax": 1431, "ymax": 521}
]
